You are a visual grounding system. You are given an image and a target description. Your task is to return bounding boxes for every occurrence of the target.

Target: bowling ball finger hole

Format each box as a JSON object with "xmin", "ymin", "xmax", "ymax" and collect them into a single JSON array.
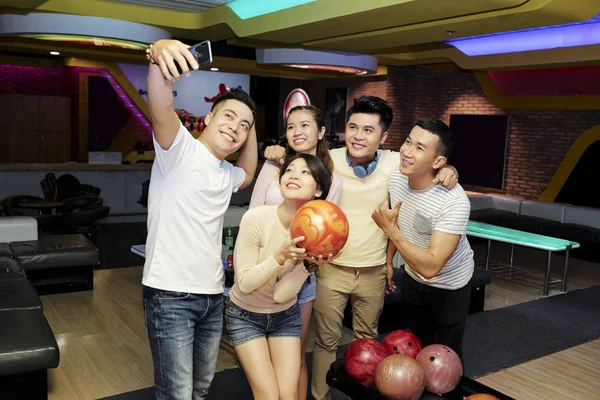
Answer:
[
  {"xmin": 429, "ymin": 356, "xmax": 435, "ymax": 362},
  {"xmin": 408, "ymin": 342, "xmax": 413, "ymax": 347}
]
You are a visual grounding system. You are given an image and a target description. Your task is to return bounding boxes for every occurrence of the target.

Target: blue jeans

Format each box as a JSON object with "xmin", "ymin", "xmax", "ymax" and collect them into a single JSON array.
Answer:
[
  {"xmin": 297, "ymin": 272, "xmax": 316, "ymax": 304},
  {"xmin": 225, "ymin": 299, "xmax": 302, "ymax": 347},
  {"xmin": 143, "ymin": 286, "xmax": 223, "ymax": 400}
]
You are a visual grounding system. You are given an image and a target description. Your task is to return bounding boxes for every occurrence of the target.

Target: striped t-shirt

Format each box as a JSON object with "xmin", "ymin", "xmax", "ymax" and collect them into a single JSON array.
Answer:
[{"xmin": 388, "ymin": 171, "xmax": 474, "ymax": 290}]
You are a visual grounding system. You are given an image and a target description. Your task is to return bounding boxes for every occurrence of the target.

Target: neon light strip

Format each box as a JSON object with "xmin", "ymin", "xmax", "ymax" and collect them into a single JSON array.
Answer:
[
  {"xmin": 447, "ymin": 13, "xmax": 600, "ymax": 56},
  {"xmin": 73, "ymin": 67, "xmax": 151, "ymax": 133}
]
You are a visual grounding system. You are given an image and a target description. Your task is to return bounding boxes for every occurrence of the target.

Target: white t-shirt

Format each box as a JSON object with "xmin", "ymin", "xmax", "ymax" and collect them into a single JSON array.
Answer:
[
  {"xmin": 142, "ymin": 122, "xmax": 246, "ymax": 294},
  {"xmin": 389, "ymin": 171, "xmax": 474, "ymax": 290}
]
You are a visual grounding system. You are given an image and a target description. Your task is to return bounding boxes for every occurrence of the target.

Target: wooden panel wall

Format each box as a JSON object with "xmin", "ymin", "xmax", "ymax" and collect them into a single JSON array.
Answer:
[{"xmin": 0, "ymin": 94, "xmax": 71, "ymax": 163}]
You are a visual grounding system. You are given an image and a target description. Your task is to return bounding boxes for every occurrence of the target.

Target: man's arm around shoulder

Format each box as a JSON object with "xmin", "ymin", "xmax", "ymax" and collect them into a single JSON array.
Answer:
[{"xmin": 236, "ymin": 124, "xmax": 258, "ymax": 190}]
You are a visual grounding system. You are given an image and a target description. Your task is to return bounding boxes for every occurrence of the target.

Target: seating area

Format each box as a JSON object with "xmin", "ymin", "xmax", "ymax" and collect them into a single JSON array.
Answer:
[
  {"xmin": 0, "ymin": 216, "xmax": 100, "ymax": 398},
  {"xmin": 0, "ymin": 257, "xmax": 60, "ymax": 399},
  {"xmin": 0, "ymin": 217, "xmax": 100, "ymax": 295},
  {"xmin": 2, "ymin": 173, "xmax": 110, "ymax": 240},
  {"xmin": 469, "ymin": 193, "xmax": 600, "ymax": 263}
]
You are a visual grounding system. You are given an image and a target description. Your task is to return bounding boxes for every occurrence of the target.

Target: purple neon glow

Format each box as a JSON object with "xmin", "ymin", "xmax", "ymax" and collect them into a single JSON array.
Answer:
[
  {"xmin": 72, "ymin": 66, "xmax": 151, "ymax": 132},
  {"xmin": 446, "ymin": 13, "xmax": 600, "ymax": 56}
]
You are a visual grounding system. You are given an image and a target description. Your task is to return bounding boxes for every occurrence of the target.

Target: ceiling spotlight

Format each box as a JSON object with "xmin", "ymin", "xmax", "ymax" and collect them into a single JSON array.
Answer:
[
  {"xmin": 50, "ymin": 51, "xmax": 60, "ymax": 55},
  {"xmin": 210, "ymin": 67, "xmax": 219, "ymax": 71}
]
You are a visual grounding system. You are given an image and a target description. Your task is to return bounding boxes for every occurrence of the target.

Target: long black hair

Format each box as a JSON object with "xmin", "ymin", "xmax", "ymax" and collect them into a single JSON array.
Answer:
[{"xmin": 285, "ymin": 105, "xmax": 334, "ymax": 172}]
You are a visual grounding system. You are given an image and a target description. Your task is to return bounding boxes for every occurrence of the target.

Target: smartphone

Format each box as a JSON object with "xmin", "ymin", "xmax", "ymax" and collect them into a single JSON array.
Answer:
[{"xmin": 175, "ymin": 40, "xmax": 213, "ymax": 74}]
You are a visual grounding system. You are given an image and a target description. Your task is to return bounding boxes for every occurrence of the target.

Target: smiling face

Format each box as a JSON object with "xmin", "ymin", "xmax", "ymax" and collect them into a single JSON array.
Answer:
[
  {"xmin": 286, "ymin": 109, "xmax": 325, "ymax": 156},
  {"xmin": 200, "ymin": 99, "xmax": 254, "ymax": 160},
  {"xmin": 399, "ymin": 125, "xmax": 447, "ymax": 179},
  {"xmin": 345, "ymin": 113, "xmax": 388, "ymax": 165},
  {"xmin": 279, "ymin": 158, "xmax": 322, "ymax": 202}
]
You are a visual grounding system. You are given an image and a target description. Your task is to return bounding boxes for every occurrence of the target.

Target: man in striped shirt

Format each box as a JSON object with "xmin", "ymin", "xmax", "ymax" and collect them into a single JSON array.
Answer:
[{"xmin": 372, "ymin": 118, "xmax": 474, "ymax": 358}]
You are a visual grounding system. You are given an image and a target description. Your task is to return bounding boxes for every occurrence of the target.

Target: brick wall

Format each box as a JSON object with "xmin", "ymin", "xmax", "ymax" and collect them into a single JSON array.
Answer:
[
  {"xmin": 0, "ymin": 64, "xmax": 68, "ymax": 96},
  {"xmin": 386, "ymin": 65, "xmax": 600, "ymax": 199},
  {"xmin": 284, "ymin": 66, "xmax": 600, "ymax": 199}
]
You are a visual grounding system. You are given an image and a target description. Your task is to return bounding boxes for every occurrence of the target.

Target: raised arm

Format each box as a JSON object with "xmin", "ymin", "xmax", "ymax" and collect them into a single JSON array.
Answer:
[
  {"xmin": 147, "ymin": 40, "xmax": 199, "ymax": 150},
  {"xmin": 249, "ymin": 162, "xmax": 277, "ymax": 208},
  {"xmin": 326, "ymin": 173, "xmax": 343, "ymax": 204},
  {"xmin": 236, "ymin": 124, "xmax": 258, "ymax": 190},
  {"xmin": 263, "ymin": 144, "xmax": 287, "ymax": 165}
]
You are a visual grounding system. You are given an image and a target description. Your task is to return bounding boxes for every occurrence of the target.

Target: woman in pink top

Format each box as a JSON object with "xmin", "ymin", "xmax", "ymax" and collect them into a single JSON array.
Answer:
[
  {"xmin": 249, "ymin": 105, "xmax": 342, "ymax": 399},
  {"xmin": 227, "ymin": 153, "xmax": 337, "ymax": 400}
]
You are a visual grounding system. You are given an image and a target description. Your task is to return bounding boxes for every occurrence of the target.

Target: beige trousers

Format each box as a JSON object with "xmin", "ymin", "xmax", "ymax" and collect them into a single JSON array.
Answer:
[{"xmin": 310, "ymin": 263, "xmax": 386, "ymax": 400}]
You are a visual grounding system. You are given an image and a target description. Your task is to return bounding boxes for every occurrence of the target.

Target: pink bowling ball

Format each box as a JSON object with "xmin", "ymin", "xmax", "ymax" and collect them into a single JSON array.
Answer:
[{"xmin": 415, "ymin": 344, "xmax": 463, "ymax": 395}]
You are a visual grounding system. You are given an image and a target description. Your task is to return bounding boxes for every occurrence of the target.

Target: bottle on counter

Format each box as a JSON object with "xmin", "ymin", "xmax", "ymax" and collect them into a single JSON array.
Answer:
[{"xmin": 225, "ymin": 246, "xmax": 235, "ymax": 287}]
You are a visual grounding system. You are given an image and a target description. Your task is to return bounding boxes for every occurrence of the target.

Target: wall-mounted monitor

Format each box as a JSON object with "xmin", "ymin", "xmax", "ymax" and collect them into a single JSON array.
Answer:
[{"xmin": 448, "ymin": 114, "xmax": 510, "ymax": 189}]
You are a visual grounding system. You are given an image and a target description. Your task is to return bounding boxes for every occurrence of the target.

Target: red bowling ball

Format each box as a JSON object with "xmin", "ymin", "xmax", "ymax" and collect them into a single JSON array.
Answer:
[
  {"xmin": 382, "ymin": 330, "xmax": 423, "ymax": 359},
  {"xmin": 343, "ymin": 338, "xmax": 388, "ymax": 387},
  {"xmin": 415, "ymin": 344, "xmax": 463, "ymax": 395}
]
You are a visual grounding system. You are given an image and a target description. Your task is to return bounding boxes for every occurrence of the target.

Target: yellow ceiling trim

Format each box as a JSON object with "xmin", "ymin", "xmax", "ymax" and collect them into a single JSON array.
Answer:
[
  {"xmin": 539, "ymin": 125, "xmax": 600, "ymax": 201},
  {"xmin": 303, "ymin": 0, "xmax": 596, "ymax": 52},
  {"xmin": 30, "ymin": 0, "xmax": 417, "ymax": 38},
  {"xmin": 36, "ymin": 0, "xmax": 233, "ymax": 30},
  {"xmin": 1, "ymin": 0, "xmax": 49, "ymax": 8}
]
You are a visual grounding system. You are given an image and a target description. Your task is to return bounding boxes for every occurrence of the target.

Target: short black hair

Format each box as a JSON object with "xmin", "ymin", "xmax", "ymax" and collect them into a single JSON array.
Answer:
[
  {"xmin": 210, "ymin": 88, "xmax": 256, "ymax": 125},
  {"xmin": 415, "ymin": 118, "xmax": 455, "ymax": 157},
  {"xmin": 279, "ymin": 153, "xmax": 331, "ymax": 200},
  {"xmin": 346, "ymin": 95, "xmax": 393, "ymax": 133}
]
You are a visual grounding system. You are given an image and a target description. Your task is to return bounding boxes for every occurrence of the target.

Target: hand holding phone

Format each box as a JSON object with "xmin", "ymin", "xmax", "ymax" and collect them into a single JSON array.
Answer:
[
  {"xmin": 175, "ymin": 41, "xmax": 213, "ymax": 75},
  {"xmin": 149, "ymin": 40, "xmax": 213, "ymax": 81}
]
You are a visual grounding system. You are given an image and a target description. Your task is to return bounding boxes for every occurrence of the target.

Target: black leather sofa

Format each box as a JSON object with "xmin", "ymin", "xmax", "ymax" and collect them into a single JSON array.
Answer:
[
  {"xmin": 343, "ymin": 266, "xmax": 492, "ymax": 334},
  {"xmin": 0, "ymin": 258, "xmax": 59, "ymax": 399},
  {"xmin": 1, "ymin": 234, "xmax": 100, "ymax": 295}
]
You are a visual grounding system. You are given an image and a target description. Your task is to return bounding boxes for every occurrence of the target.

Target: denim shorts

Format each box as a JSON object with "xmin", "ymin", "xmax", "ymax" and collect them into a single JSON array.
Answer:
[
  {"xmin": 224, "ymin": 299, "xmax": 302, "ymax": 347},
  {"xmin": 297, "ymin": 272, "xmax": 316, "ymax": 304}
]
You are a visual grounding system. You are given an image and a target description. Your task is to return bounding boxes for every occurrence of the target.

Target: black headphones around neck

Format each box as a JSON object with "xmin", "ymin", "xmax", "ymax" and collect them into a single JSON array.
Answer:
[{"xmin": 346, "ymin": 150, "xmax": 380, "ymax": 178}]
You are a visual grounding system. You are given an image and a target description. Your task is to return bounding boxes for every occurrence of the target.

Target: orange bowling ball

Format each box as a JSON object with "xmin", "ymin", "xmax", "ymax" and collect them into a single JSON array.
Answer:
[{"xmin": 290, "ymin": 200, "xmax": 349, "ymax": 258}]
